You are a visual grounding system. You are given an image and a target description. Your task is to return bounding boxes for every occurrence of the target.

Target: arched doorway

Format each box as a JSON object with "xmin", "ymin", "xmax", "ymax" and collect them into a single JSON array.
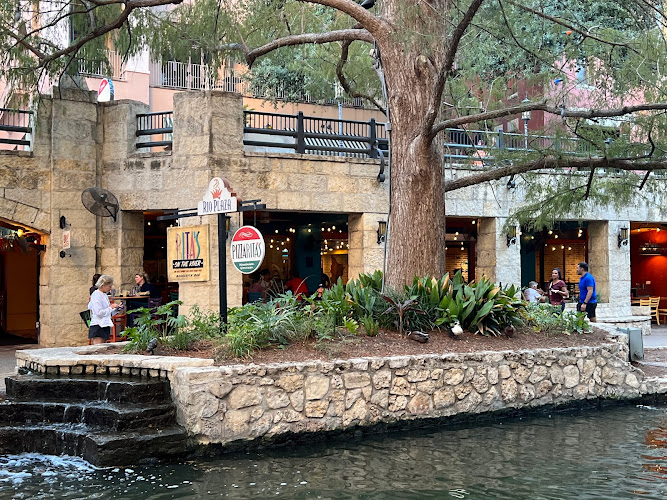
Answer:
[{"xmin": 0, "ymin": 220, "xmax": 43, "ymax": 344}]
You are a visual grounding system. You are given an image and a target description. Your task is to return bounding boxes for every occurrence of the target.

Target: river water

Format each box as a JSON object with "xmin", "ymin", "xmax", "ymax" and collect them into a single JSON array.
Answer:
[{"xmin": 2, "ymin": 404, "xmax": 667, "ymax": 499}]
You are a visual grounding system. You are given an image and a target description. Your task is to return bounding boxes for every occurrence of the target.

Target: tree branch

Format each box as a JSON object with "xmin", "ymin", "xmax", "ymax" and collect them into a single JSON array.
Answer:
[
  {"xmin": 432, "ymin": 101, "xmax": 667, "ymax": 134},
  {"xmin": 425, "ymin": 0, "xmax": 484, "ymax": 138},
  {"xmin": 444, "ymin": 156, "xmax": 667, "ymax": 192},
  {"xmin": 236, "ymin": 29, "xmax": 374, "ymax": 67},
  {"xmin": 336, "ymin": 39, "xmax": 386, "ymax": 114}
]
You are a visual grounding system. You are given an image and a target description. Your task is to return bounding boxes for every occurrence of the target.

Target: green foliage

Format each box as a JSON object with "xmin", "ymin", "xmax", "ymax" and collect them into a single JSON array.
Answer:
[
  {"xmin": 381, "ymin": 294, "xmax": 425, "ymax": 337},
  {"xmin": 523, "ymin": 303, "xmax": 592, "ymax": 335},
  {"xmin": 122, "ymin": 300, "xmax": 186, "ymax": 352},
  {"xmin": 434, "ymin": 273, "xmax": 525, "ymax": 337}
]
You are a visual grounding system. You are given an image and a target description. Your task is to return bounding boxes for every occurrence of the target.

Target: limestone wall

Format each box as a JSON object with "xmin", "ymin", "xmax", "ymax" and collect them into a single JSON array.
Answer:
[{"xmin": 171, "ymin": 338, "xmax": 646, "ymax": 447}]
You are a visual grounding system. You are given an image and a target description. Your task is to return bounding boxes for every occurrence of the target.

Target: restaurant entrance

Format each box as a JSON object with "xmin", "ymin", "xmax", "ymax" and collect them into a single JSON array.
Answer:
[
  {"xmin": 520, "ymin": 222, "xmax": 588, "ymax": 299},
  {"xmin": 0, "ymin": 220, "xmax": 42, "ymax": 344},
  {"xmin": 240, "ymin": 211, "xmax": 348, "ymax": 302},
  {"xmin": 629, "ymin": 223, "xmax": 667, "ymax": 306},
  {"xmin": 142, "ymin": 211, "xmax": 179, "ymax": 304}
]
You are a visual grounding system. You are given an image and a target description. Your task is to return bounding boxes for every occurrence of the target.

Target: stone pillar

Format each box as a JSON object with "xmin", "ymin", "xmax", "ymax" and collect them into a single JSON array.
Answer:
[
  {"xmin": 588, "ymin": 220, "xmax": 631, "ymax": 317},
  {"xmin": 101, "ymin": 100, "xmax": 149, "ymax": 163},
  {"xmin": 475, "ymin": 217, "xmax": 521, "ymax": 286},
  {"xmin": 348, "ymin": 213, "xmax": 386, "ymax": 280},
  {"xmin": 99, "ymin": 211, "xmax": 144, "ymax": 292},
  {"xmin": 174, "ymin": 91, "xmax": 244, "ymax": 317},
  {"xmin": 40, "ymin": 91, "xmax": 100, "ymax": 346}
]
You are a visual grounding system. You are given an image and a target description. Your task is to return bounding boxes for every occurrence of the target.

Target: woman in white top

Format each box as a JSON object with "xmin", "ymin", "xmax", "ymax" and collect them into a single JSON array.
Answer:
[{"xmin": 88, "ymin": 275, "xmax": 123, "ymax": 344}]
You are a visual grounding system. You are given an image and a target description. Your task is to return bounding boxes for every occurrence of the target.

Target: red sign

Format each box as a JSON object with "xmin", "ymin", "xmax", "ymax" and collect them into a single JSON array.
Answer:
[{"xmin": 230, "ymin": 226, "xmax": 265, "ymax": 274}]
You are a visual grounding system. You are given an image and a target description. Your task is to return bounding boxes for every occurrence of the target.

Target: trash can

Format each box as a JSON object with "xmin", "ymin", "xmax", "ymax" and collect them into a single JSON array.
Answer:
[{"xmin": 619, "ymin": 327, "xmax": 643, "ymax": 362}]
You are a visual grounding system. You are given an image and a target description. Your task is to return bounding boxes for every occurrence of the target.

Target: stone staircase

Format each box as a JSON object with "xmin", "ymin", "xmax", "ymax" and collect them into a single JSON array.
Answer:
[{"xmin": 0, "ymin": 373, "xmax": 189, "ymax": 466}]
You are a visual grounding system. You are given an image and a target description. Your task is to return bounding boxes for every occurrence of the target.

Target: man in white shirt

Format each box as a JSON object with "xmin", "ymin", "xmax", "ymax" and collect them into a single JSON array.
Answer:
[{"xmin": 524, "ymin": 281, "xmax": 545, "ymax": 303}]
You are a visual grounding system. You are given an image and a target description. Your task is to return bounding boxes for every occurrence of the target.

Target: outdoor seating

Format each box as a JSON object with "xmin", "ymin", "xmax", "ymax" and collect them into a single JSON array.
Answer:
[{"xmin": 640, "ymin": 297, "xmax": 661, "ymax": 325}]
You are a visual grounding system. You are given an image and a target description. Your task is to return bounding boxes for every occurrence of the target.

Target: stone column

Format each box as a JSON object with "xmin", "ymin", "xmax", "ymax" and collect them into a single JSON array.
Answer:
[
  {"xmin": 99, "ymin": 211, "xmax": 144, "ymax": 292},
  {"xmin": 348, "ymin": 213, "xmax": 386, "ymax": 280},
  {"xmin": 475, "ymin": 217, "xmax": 521, "ymax": 287},
  {"xmin": 174, "ymin": 91, "xmax": 244, "ymax": 316},
  {"xmin": 40, "ymin": 90, "xmax": 100, "ymax": 346},
  {"xmin": 587, "ymin": 220, "xmax": 631, "ymax": 317}
]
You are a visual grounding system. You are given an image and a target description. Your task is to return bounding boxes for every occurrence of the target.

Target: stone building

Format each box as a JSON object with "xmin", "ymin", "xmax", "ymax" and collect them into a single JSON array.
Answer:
[{"xmin": 0, "ymin": 88, "xmax": 662, "ymax": 346}]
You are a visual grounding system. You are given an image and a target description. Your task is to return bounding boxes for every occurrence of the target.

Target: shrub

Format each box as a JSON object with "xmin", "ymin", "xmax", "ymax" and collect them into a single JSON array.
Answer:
[{"xmin": 523, "ymin": 303, "xmax": 592, "ymax": 335}]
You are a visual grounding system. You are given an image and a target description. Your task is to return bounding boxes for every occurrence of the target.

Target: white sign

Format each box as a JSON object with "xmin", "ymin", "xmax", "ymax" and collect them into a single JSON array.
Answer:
[
  {"xmin": 63, "ymin": 230, "xmax": 71, "ymax": 250},
  {"xmin": 197, "ymin": 177, "xmax": 238, "ymax": 216},
  {"xmin": 231, "ymin": 226, "xmax": 265, "ymax": 274},
  {"xmin": 98, "ymin": 78, "xmax": 114, "ymax": 102}
]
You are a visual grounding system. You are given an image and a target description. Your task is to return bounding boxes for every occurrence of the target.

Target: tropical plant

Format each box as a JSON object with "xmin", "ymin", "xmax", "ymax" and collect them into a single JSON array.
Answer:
[
  {"xmin": 382, "ymin": 294, "xmax": 426, "ymax": 337},
  {"xmin": 435, "ymin": 276, "xmax": 525, "ymax": 336},
  {"xmin": 523, "ymin": 302, "xmax": 592, "ymax": 335},
  {"xmin": 122, "ymin": 300, "xmax": 186, "ymax": 352}
]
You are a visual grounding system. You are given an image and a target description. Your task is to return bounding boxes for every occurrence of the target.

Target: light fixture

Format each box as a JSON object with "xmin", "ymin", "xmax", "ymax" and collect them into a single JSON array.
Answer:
[
  {"xmin": 506, "ymin": 226, "xmax": 517, "ymax": 247},
  {"xmin": 16, "ymin": 229, "xmax": 23, "ymax": 237},
  {"xmin": 521, "ymin": 98, "xmax": 531, "ymax": 149},
  {"xmin": 618, "ymin": 227, "xmax": 629, "ymax": 248},
  {"xmin": 377, "ymin": 220, "xmax": 387, "ymax": 244}
]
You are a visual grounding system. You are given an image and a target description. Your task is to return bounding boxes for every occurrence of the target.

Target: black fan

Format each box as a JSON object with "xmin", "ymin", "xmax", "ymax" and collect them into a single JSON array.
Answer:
[{"xmin": 81, "ymin": 187, "xmax": 119, "ymax": 221}]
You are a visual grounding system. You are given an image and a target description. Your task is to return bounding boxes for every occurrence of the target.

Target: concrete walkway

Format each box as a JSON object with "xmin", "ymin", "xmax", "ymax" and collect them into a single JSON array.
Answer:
[{"xmin": 0, "ymin": 344, "xmax": 39, "ymax": 394}]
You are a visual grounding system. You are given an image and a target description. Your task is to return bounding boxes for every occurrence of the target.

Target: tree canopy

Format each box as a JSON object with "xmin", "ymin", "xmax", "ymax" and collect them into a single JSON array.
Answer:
[{"xmin": 3, "ymin": 0, "xmax": 667, "ymax": 285}]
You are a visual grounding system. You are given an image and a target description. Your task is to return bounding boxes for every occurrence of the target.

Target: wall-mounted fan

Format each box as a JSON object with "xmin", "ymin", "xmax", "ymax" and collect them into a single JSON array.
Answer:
[{"xmin": 81, "ymin": 187, "xmax": 119, "ymax": 221}]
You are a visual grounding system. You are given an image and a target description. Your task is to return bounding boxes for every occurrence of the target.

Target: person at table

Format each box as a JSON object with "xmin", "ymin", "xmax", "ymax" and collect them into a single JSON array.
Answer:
[
  {"xmin": 284, "ymin": 272, "xmax": 309, "ymax": 300},
  {"xmin": 88, "ymin": 275, "xmax": 123, "ymax": 344},
  {"xmin": 132, "ymin": 271, "xmax": 161, "ymax": 299},
  {"xmin": 523, "ymin": 281, "xmax": 545, "ymax": 303}
]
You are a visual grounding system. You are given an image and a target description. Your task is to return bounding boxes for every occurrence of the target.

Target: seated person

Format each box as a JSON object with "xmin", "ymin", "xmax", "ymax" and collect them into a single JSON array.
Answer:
[
  {"xmin": 284, "ymin": 273, "xmax": 309, "ymax": 300},
  {"xmin": 133, "ymin": 271, "xmax": 161, "ymax": 299},
  {"xmin": 524, "ymin": 281, "xmax": 545, "ymax": 303}
]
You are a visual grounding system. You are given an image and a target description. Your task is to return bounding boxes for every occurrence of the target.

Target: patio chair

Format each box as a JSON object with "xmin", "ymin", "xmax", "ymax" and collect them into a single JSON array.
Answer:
[{"xmin": 641, "ymin": 297, "xmax": 662, "ymax": 325}]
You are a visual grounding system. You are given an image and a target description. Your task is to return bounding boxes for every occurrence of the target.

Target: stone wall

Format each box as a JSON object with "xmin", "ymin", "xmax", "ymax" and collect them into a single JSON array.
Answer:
[{"xmin": 171, "ymin": 338, "xmax": 646, "ymax": 447}]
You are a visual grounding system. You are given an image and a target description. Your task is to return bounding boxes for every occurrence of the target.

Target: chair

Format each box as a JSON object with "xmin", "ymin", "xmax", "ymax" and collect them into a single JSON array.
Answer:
[
  {"xmin": 641, "ymin": 297, "xmax": 661, "ymax": 325},
  {"xmin": 111, "ymin": 314, "xmax": 127, "ymax": 342},
  {"xmin": 247, "ymin": 292, "xmax": 263, "ymax": 303}
]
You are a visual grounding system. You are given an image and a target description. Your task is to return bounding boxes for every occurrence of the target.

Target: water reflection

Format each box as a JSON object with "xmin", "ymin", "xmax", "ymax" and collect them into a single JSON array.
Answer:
[{"xmin": 1, "ymin": 405, "xmax": 667, "ymax": 499}]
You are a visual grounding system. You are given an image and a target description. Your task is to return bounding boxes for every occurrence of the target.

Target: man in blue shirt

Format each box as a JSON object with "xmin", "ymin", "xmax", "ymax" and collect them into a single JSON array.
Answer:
[{"xmin": 577, "ymin": 262, "xmax": 597, "ymax": 322}]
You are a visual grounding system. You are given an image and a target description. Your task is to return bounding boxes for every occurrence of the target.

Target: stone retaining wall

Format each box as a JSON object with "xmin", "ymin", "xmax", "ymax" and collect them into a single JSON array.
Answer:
[{"xmin": 171, "ymin": 336, "xmax": 647, "ymax": 447}]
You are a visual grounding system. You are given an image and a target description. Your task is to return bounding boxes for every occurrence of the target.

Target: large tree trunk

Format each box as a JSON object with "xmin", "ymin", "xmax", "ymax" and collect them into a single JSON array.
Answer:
[{"xmin": 379, "ymin": 3, "xmax": 448, "ymax": 289}]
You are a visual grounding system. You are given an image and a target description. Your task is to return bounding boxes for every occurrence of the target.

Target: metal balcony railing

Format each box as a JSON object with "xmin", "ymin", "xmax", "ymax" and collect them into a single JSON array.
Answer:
[
  {"xmin": 136, "ymin": 111, "xmax": 173, "ymax": 149},
  {"xmin": 78, "ymin": 50, "xmax": 127, "ymax": 81},
  {"xmin": 243, "ymin": 111, "xmax": 388, "ymax": 158},
  {"xmin": 0, "ymin": 108, "xmax": 34, "ymax": 151}
]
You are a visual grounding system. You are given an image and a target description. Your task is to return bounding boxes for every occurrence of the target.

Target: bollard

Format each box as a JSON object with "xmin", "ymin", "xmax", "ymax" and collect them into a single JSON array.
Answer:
[{"xmin": 619, "ymin": 327, "xmax": 644, "ymax": 362}]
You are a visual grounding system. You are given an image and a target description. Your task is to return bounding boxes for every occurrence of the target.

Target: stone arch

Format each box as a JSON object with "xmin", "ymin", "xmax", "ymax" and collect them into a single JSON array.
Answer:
[{"xmin": 0, "ymin": 201, "xmax": 50, "ymax": 234}]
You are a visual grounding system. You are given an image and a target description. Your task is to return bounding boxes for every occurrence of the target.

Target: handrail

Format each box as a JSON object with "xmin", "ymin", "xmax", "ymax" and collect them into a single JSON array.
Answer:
[
  {"xmin": 136, "ymin": 111, "xmax": 173, "ymax": 149},
  {"xmin": 0, "ymin": 108, "xmax": 34, "ymax": 150}
]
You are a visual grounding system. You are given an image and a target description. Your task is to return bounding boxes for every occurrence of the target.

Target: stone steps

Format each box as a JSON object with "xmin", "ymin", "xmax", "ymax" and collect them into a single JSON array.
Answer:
[
  {"xmin": 0, "ymin": 424, "xmax": 188, "ymax": 466},
  {"xmin": 1, "ymin": 373, "xmax": 189, "ymax": 466},
  {"xmin": 5, "ymin": 374, "xmax": 171, "ymax": 404},
  {"xmin": 0, "ymin": 400, "xmax": 177, "ymax": 431}
]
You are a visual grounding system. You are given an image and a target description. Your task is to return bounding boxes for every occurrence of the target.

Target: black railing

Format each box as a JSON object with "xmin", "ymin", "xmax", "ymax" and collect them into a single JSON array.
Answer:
[
  {"xmin": 0, "ymin": 108, "xmax": 33, "ymax": 150},
  {"xmin": 243, "ymin": 111, "xmax": 388, "ymax": 158},
  {"xmin": 136, "ymin": 111, "xmax": 173, "ymax": 149}
]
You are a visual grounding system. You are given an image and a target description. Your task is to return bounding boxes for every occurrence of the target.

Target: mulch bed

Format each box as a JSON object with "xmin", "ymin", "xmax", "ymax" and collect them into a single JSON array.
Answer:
[{"xmin": 95, "ymin": 326, "xmax": 613, "ymax": 366}]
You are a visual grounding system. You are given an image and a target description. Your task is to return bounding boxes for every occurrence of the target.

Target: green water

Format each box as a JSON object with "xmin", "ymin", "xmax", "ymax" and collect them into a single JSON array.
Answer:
[{"xmin": 2, "ymin": 404, "xmax": 667, "ymax": 499}]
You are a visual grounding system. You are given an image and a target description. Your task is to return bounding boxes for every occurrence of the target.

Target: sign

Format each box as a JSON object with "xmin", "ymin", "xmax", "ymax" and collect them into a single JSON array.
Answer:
[
  {"xmin": 62, "ymin": 230, "xmax": 71, "ymax": 250},
  {"xmin": 167, "ymin": 225, "xmax": 210, "ymax": 282},
  {"xmin": 98, "ymin": 78, "xmax": 114, "ymax": 102},
  {"xmin": 231, "ymin": 226, "xmax": 265, "ymax": 274},
  {"xmin": 197, "ymin": 177, "xmax": 238, "ymax": 216}
]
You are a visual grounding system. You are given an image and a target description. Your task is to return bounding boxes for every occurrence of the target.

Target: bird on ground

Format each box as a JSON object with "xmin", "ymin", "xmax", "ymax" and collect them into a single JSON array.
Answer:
[{"xmin": 147, "ymin": 337, "xmax": 158, "ymax": 355}]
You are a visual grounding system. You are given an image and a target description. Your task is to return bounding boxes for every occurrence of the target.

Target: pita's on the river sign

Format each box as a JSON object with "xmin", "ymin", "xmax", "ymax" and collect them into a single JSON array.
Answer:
[{"xmin": 231, "ymin": 226, "xmax": 265, "ymax": 274}]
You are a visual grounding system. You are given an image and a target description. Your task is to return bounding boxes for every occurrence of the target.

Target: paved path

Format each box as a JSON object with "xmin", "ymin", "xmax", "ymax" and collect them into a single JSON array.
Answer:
[{"xmin": 0, "ymin": 344, "xmax": 38, "ymax": 394}]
